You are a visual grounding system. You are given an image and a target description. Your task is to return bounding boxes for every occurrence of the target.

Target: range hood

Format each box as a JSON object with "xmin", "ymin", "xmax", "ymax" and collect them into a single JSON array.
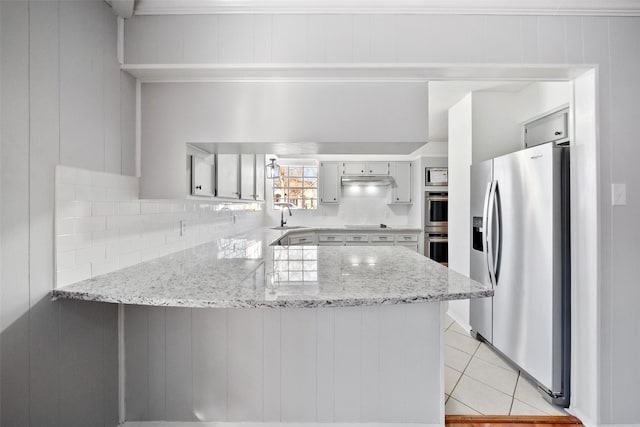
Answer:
[{"xmin": 341, "ymin": 175, "xmax": 395, "ymax": 186}]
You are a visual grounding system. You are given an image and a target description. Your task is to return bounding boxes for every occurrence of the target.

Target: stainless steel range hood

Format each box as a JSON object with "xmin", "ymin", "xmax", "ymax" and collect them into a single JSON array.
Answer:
[{"xmin": 341, "ymin": 175, "xmax": 395, "ymax": 186}]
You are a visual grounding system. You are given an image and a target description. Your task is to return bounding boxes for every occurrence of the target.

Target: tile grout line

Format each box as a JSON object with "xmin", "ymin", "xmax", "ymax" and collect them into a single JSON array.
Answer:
[
  {"xmin": 509, "ymin": 372, "xmax": 521, "ymax": 415},
  {"xmin": 446, "ymin": 339, "xmax": 482, "ymax": 414}
]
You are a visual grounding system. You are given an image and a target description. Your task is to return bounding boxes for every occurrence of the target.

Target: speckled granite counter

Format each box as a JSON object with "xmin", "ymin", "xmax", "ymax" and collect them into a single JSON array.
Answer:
[{"xmin": 52, "ymin": 227, "xmax": 491, "ymax": 308}]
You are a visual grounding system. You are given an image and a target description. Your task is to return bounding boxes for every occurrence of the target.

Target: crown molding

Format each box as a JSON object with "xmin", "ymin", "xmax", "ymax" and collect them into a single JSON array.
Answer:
[
  {"xmin": 121, "ymin": 63, "xmax": 592, "ymax": 83},
  {"xmin": 133, "ymin": 0, "xmax": 640, "ymax": 16}
]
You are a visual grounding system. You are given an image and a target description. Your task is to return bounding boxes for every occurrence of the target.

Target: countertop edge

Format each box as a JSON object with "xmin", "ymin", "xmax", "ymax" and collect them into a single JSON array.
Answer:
[{"xmin": 51, "ymin": 288, "xmax": 493, "ymax": 308}]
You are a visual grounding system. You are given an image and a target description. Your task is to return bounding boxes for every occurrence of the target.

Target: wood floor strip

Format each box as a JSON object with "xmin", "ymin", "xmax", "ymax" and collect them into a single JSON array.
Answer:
[{"xmin": 445, "ymin": 415, "xmax": 583, "ymax": 427}]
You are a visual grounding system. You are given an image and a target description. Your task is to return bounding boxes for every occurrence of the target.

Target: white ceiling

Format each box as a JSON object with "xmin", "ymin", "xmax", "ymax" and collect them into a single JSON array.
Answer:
[
  {"xmin": 428, "ymin": 81, "xmax": 532, "ymax": 141},
  {"xmin": 133, "ymin": 0, "xmax": 640, "ymax": 15}
]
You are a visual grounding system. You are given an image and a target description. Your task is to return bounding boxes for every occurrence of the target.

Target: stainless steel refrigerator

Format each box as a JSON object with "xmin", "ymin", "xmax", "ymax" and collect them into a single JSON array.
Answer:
[{"xmin": 470, "ymin": 141, "xmax": 571, "ymax": 407}]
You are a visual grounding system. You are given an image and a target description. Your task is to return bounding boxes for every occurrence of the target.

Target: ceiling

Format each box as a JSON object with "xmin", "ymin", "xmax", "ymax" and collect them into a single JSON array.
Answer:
[{"xmin": 133, "ymin": 0, "xmax": 640, "ymax": 16}]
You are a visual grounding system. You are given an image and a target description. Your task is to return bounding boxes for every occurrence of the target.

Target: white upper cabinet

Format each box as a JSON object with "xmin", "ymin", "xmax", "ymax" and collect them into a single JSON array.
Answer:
[
  {"xmin": 342, "ymin": 162, "xmax": 366, "ymax": 175},
  {"xmin": 320, "ymin": 162, "xmax": 340, "ymax": 204},
  {"xmin": 366, "ymin": 161, "xmax": 390, "ymax": 175},
  {"xmin": 342, "ymin": 161, "xmax": 390, "ymax": 175},
  {"xmin": 390, "ymin": 161, "xmax": 412, "ymax": 204},
  {"xmin": 254, "ymin": 154, "xmax": 265, "ymax": 201},
  {"xmin": 216, "ymin": 154, "xmax": 240, "ymax": 199},
  {"xmin": 240, "ymin": 154, "xmax": 256, "ymax": 200},
  {"xmin": 191, "ymin": 156, "xmax": 215, "ymax": 197}
]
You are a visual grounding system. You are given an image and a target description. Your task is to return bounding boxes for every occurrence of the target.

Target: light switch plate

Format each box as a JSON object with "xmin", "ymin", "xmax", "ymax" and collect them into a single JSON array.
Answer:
[{"xmin": 612, "ymin": 183, "xmax": 626, "ymax": 206}]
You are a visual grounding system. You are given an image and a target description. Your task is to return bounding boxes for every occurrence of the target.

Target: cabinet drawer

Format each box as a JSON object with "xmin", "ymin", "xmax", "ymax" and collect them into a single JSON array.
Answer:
[
  {"xmin": 318, "ymin": 233, "xmax": 345, "ymax": 243},
  {"xmin": 370, "ymin": 234, "xmax": 394, "ymax": 243},
  {"xmin": 288, "ymin": 233, "xmax": 316, "ymax": 245},
  {"xmin": 395, "ymin": 242, "xmax": 419, "ymax": 252},
  {"xmin": 395, "ymin": 234, "xmax": 418, "ymax": 242},
  {"xmin": 345, "ymin": 234, "xmax": 368, "ymax": 243}
]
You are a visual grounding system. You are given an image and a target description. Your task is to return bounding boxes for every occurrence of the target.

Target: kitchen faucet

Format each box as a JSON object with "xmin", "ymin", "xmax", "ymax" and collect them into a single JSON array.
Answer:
[{"xmin": 280, "ymin": 205, "xmax": 292, "ymax": 227}]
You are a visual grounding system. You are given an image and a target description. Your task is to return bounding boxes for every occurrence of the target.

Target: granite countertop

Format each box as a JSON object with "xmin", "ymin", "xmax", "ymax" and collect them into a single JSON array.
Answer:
[{"xmin": 52, "ymin": 227, "xmax": 492, "ymax": 308}]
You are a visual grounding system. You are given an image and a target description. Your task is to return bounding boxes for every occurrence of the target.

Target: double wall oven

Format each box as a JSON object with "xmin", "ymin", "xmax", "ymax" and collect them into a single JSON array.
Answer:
[{"xmin": 425, "ymin": 192, "xmax": 448, "ymax": 266}]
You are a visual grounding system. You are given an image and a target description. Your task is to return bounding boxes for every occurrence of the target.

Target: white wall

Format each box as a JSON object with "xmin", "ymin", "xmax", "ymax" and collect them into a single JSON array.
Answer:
[
  {"xmin": 471, "ymin": 91, "xmax": 521, "ymax": 162},
  {"xmin": 1, "ymin": 1, "xmax": 135, "ymax": 425},
  {"xmin": 140, "ymin": 82, "xmax": 429, "ymax": 199},
  {"xmin": 516, "ymin": 82, "xmax": 574, "ymax": 124},
  {"xmin": 447, "ymin": 94, "xmax": 473, "ymax": 326},
  {"xmin": 123, "ymin": 13, "xmax": 640, "ymax": 426}
]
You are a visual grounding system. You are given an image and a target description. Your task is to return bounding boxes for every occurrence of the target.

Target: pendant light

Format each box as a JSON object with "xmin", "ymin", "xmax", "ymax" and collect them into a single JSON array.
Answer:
[{"xmin": 266, "ymin": 158, "xmax": 280, "ymax": 180}]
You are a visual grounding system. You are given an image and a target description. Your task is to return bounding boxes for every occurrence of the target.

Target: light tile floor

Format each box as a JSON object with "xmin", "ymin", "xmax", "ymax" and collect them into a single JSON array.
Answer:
[{"xmin": 444, "ymin": 315, "xmax": 568, "ymax": 416}]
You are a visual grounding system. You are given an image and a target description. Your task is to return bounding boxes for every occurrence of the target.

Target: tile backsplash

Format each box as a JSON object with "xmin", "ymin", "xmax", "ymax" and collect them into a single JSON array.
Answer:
[{"xmin": 54, "ymin": 165, "xmax": 264, "ymax": 288}]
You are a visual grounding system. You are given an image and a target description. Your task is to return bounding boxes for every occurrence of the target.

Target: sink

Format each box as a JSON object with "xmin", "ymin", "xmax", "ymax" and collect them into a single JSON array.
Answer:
[{"xmin": 269, "ymin": 226, "xmax": 308, "ymax": 230}]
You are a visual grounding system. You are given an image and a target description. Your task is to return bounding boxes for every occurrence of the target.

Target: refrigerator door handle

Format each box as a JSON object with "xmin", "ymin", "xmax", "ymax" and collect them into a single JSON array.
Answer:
[
  {"xmin": 486, "ymin": 180, "xmax": 498, "ymax": 287},
  {"xmin": 493, "ymin": 182, "xmax": 502, "ymax": 282}
]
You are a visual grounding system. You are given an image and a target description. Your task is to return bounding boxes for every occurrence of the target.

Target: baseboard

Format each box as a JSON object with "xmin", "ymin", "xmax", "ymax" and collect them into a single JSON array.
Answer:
[
  {"xmin": 445, "ymin": 309, "xmax": 472, "ymax": 332},
  {"xmin": 121, "ymin": 422, "xmax": 442, "ymax": 427},
  {"xmin": 567, "ymin": 407, "xmax": 597, "ymax": 427}
]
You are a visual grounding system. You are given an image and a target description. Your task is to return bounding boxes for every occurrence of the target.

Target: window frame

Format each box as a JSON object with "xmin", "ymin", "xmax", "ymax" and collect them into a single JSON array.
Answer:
[{"xmin": 272, "ymin": 164, "xmax": 319, "ymax": 210}]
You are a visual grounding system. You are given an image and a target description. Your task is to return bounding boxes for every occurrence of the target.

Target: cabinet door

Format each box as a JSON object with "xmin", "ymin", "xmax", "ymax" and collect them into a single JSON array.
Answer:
[
  {"xmin": 320, "ymin": 162, "xmax": 340, "ymax": 203},
  {"xmin": 367, "ymin": 162, "xmax": 390, "ymax": 175},
  {"xmin": 254, "ymin": 154, "xmax": 265, "ymax": 201},
  {"xmin": 392, "ymin": 162, "xmax": 412, "ymax": 203},
  {"xmin": 191, "ymin": 156, "xmax": 215, "ymax": 197},
  {"xmin": 216, "ymin": 154, "xmax": 240, "ymax": 198},
  {"xmin": 240, "ymin": 154, "xmax": 256, "ymax": 200},
  {"xmin": 342, "ymin": 162, "xmax": 366, "ymax": 175}
]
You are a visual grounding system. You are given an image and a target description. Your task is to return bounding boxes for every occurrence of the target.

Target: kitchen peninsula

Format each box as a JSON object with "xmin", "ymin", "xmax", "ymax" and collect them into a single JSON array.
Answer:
[{"xmin": 53, "ymin": 226, "xmax": 491, "ymax": 425}]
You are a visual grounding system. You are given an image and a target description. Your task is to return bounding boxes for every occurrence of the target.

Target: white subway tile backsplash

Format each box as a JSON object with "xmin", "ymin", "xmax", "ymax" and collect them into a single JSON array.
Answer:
[
  {"xmin": 92, "ymin": 229, "xmax": 119, "ymax": 247},
  {"xmin": 56, "ymin": 218, "xmax": 75, "ymax": 235},
  {"xmin": 141, "ymin": 202, "xmax": 159, "ymax": 214},
  {"xmin": 92, "ymin": 201, "xmax": 118, "ymax": 216},
  {"xmin": 76, "ymin": 185, "xmax": 107, "ymax": 202},
  {"xmin": 75, "ymin": 168, "xmax": 93, "ymax": 185},
  {"xmin": 56, "ymin": 264, "xmax": 91, "ymax": 287},
  {"xmin": 56, "ymin": 183, "xmax": 76, "ymax": 201},
  {"xmin": 119, "ymin": 251, "xmax": 141, "ymax": 269},
  {"xmin": 74, "ymin": 216, "xmax": 107, "ymax": 233},
  {"xmin": 75, "ymin": 245, "xmax": 107, "ymax": 265},
  {"xmin": 56, "ymin": 251, "xmax": 75, "ymax": 271},
  {"xmin": 91, "ymin": 258, "xmax": 120, "ymax": 277},
  {"xmin": 118, "ymin": 201, "xmax": 141, "ymax": 215},
  {"xmin": 54, "ymin": 165, "xmax": 262, "ymax": 287},
  {"xmin": 57, "ymin": 200, "xmax": 91, "ymax": 218}
]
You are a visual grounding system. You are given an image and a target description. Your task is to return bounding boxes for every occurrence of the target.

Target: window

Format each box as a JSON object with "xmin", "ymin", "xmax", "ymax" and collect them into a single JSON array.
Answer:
[{"xmin": 273, "ymin": 165, "xmax": 318, "ymax": 210}]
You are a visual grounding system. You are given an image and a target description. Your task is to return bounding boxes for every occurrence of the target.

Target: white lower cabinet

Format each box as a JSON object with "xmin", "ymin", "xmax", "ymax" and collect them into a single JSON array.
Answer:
[
  {"xmin": 288, "ymin": 233, "xmax": 316, "ymax": 245},
  {"xmin": 318, "ymin": 233, "xmax": 345, "ymax": 246},
  {"xmin": 285, "ymin": 230, "xmax": 421, "ymax": 251},
  {"xmin": 369, "ymin": 234, "xmax": 394, "ymax": 244}
]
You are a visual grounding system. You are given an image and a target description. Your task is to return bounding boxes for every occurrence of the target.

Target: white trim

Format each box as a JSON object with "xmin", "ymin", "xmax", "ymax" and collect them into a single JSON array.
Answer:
[
  {"xmin": 133, "ymin": 0, "xmax": 640, "ymax": 16},
  {"xmin": 568, "ymin": 408, "xmax": 598, "ymax": 427},
  {"xmin": 445, "ymin": 309, "xmax": 471, "ymax": 332},
  {"xmin": 121, "ymin": 63, "xmax": 592, "ymax": 83},
  {"xmin": 135, "ymin": 79, "xmax": 141, "ymax": 177},
  {"xmin": 117, "ymin": 16, "xmax": 124, "ymax": 65}
]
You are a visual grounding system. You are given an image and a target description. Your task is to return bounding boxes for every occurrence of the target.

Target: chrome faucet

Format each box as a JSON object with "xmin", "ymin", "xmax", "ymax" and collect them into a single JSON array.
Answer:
[{"xmin": 280, "ymin": 205, "xmax": 292, "ymax": 227}]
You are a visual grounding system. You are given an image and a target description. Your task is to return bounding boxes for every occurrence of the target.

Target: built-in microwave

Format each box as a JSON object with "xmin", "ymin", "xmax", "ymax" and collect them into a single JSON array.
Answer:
[{"xmin": 425, "ymin": 192, "xmax": 448, "ymax": 232}]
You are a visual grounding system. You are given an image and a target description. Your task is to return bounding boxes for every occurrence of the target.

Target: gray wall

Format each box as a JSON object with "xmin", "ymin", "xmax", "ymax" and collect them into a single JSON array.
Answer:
[
  {"xmin": 125, "ymin": 14, "xmax": 640, "ymax": 425},
  {"xmin": 1, "ymin": 1, "xmax": 135, "ymax": 425}
]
